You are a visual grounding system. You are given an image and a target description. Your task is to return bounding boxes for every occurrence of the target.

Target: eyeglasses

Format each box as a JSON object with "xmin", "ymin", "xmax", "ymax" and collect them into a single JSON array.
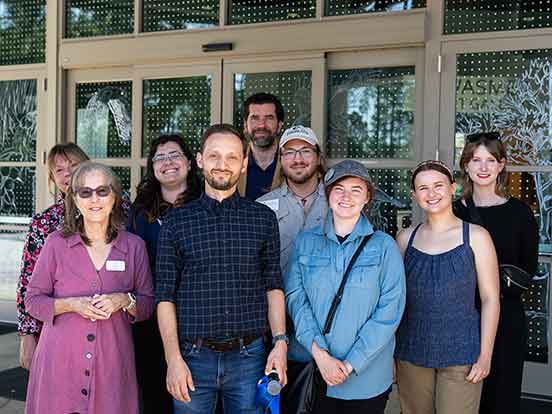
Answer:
[
  {"xmin": 75, "ymin": 185, "xmax": 112, "ymax": 199},
  {"xmin": 466, "ymin": 132, "xmax": 501, "ymax": 143},
  {"xmin": 281, "ymin": 148, "xmax": 317, "ymax": 160},
  {"xmin": 152, "ymin": 151, "xmax": 185, "ymax": 164}
]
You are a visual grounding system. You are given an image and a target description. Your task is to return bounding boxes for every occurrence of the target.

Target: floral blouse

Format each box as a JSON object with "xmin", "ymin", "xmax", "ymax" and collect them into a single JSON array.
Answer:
[{"xmin": 16, "ymin": 194, "xmax": 131, "ymax": 335}]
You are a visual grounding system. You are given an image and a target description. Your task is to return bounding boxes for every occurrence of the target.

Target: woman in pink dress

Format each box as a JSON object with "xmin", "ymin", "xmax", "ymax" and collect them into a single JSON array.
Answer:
[{"xmin": 25, "ymin": 161, "xmax": 154, "ymax": 414}]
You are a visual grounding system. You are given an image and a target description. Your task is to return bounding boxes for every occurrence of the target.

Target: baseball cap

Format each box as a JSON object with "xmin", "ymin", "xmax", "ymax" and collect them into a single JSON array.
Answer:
[
  {"xmin": 324, "ymin": 160, "xmax": 373, "ymax": 188},
  {"xmin": 279, "ymin": 125, "xmax": 319, "ymax": 148}
]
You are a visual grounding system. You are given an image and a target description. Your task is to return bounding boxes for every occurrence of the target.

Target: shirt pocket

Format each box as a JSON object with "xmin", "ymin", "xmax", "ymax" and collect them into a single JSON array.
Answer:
[
  {"xmin": 298, "ymin": 255, "xmax": 331, "ymax": 291},
  {"xmin": 347, "ymin": 253, "xmax": 381, "ymax": 288}
]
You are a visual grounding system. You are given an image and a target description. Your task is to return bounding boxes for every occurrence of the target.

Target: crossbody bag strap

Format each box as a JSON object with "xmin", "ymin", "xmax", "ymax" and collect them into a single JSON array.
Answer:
[{"xmin": 322, "ymin": 233, "xmax": 373, "ymax": 335}]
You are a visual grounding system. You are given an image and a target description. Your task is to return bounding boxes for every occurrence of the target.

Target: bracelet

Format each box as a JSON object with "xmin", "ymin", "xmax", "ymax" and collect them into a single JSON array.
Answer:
[
  {"xmin": 123, "ymin": 293, "xmax": 136, "ymax": 312},
  {"xmin": 272, "ymin": 334, "xmax": 289, "ymax": 346}
]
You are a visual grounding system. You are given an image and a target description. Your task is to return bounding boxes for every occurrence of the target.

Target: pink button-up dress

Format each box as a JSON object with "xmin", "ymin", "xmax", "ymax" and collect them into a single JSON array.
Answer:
[{"xmin": 25, "ymin": 230, "xmax": 154, "ymax": 414}]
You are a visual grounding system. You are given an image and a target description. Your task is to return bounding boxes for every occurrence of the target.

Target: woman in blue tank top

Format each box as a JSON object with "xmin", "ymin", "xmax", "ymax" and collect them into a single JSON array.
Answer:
[{"xmin": 394, "ymin": 160, "xmax": 500, "ymax": 414}]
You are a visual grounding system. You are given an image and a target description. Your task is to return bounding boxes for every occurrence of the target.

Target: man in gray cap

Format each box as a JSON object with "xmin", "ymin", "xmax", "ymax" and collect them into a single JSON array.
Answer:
[{"xmin": 257, "ymin": 125, "xmax": 327, "ymax": 364}]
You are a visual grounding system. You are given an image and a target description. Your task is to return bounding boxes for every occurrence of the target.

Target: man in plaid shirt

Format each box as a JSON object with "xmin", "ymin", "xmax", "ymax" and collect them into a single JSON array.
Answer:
[{"xmin": 156, "ymin": 124, "xmax": 288, "ymax": 414}]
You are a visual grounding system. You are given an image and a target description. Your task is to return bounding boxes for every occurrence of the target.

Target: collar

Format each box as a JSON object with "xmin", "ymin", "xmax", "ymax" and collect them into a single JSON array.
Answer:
[
  {"xmin": 317, "ymin": 211, "xmax": 374, "ymax": 243},
  {"xmin": 199, "ymin": 191, "xmax": 241, "ymax": 211},
  {"xmin": 281, "ymin": 180, "xmax": 325, "ymax": 198},
  {"xmin": 248, "ymin": 150, "xmax": 277, "ymax": 171},
  {"xmin": 66, "ymin": 229, "xmax": 129, "ymax": 253}
]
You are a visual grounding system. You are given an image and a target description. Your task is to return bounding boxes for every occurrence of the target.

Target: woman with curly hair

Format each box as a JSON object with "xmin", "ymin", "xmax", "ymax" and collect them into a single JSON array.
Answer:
[{"xmin": 128, "ymin": 134, "xmax": 202, "ymax": 413}]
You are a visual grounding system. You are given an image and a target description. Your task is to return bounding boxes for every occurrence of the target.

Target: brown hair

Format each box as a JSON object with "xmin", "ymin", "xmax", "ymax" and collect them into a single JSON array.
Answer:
[
  {"xmin": 200, "ymin": 123, "xmax": 248, "ymax": 156},
  {"xmin": 459, "ymin": 134, "xmax": 508, "ymax": 199},
  {"xmin": 63, "ymin": 162, "xmax": 125, "ymax": 245},
  {"xmin": 46, "ymin": 143, "xmax": 89, "ymax": 193},
  {"xmin": 411, "ymin": 160, "xmax": 455, "ymax": 190}
]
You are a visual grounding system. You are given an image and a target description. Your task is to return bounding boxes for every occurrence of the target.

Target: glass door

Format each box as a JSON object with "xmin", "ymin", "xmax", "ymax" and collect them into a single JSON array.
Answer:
[
  {"xmin": 0, "ymin": 70, "xmax": 47, "ymax": 321},
  {"xmin": 66, "ymin": 62, "xmax": 221, "ymax": 198},
  {"xmin": 440, "ymin": 36, "xmax": 552, "ymax": 397}
]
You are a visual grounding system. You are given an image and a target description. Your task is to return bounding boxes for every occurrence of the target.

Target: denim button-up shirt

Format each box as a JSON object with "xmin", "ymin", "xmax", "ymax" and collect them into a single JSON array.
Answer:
[{"xmin": 285, "ymin": 213, "xmax": 406, "ymax": 400}]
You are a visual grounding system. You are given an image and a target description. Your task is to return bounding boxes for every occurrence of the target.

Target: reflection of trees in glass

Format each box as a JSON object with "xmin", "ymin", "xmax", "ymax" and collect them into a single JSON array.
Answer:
[
  {"xmin": 229, "ymin": 0, "xmax": 315, "ymax": 25},
  {"xmin": 76, "ymin": 82, "xmax": 132, "ymax": 158},
  {"xmin": 326, "ymin": 0, "xmax": 425, "ymax": 16},
  {"xmin": 0, "ymin": 80, "xmax": 37, "ymax": 162},
  {"xmin": 65, "ymin": 0, "xmax": 134, "ymax": 38},
  {"xmin": 0, "ymin": 167, "xmax": 35, "ymax": 217},
  {"xmin": 142, "ymin": 0, "xmax": 218, "ymax": 32},
  {"xmin": 0, "ymin": 0, "xmax": 45, "ymax": 65},
  {"xmin": 233, "ymin": 71, "xmax": 312, "ymax": 131},
  {"xmin": 142, "ymin": 76, "xmax": 212, "ymax": 155},
  {"xmin": 327, "ymin": 67, "xmax": 415, "ymax": 159}
]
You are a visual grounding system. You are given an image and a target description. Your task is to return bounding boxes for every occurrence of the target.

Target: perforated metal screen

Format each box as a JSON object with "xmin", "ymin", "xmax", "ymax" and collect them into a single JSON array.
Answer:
[
  {"xmin": 142, "ymin": 0, "xmax": 218, "ymax": 32},
  {"xmin": 65, "ymin": 0, "xmax": 134, "ymax": 38}
]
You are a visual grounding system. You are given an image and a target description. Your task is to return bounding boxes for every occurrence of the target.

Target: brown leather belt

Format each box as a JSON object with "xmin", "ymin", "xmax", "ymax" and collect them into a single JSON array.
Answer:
[{"xmin": 193, "ymin": 334, "xmax": 259, "ymax": 352}]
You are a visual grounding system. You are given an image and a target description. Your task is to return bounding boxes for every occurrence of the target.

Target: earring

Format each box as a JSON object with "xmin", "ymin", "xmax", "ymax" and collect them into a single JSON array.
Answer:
[{"xmin": 75, "ymin": 210, "xmax": 81, "ymax": 219}]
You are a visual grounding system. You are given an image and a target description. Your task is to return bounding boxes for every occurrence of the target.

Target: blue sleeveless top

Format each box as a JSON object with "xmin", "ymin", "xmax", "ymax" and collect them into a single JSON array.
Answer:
[{"xmin": 395, "ymin": 221, "xmax": 480, "ymax": 368}]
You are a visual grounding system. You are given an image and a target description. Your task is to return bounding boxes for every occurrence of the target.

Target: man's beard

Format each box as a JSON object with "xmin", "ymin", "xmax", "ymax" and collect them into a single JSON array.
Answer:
[
  {"xmin": 204, "ymin": 169, "xmax": 240, "ymax": 191},
  {"xmin": 246, "ymin": 128, "xmax": 277, "ymax": 149},
  {"xmin": 285, "ymin": 162, "xmax": 318, "ymax": 185}
]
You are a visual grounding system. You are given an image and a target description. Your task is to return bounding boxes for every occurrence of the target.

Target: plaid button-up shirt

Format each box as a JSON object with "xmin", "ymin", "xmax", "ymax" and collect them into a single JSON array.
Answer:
[{"xmin": 156, "ymin": 191, "xmax": 282, "ymax": 341}]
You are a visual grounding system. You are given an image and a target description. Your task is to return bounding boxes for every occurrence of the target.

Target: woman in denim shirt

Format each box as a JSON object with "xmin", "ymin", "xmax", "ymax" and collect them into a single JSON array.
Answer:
[{"xmin": 285, "ymin": 160, "xmax": 406, "ymax": 414}]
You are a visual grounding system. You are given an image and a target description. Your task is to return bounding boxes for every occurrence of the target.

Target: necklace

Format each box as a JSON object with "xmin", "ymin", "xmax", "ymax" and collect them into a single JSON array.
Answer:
[{"xmin": 287, "ymin": 180, "xmax": 319, "ymax": 206}]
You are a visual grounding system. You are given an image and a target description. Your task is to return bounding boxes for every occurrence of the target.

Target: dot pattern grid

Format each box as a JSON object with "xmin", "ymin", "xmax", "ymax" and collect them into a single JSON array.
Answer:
[
  {"xmin": 233, "ymin": 71, "xmax": 312, "ymax": 131},
  {"xmin": 65, "ymin": 0, "xmax": 134, "ymax": 38},
  {"xmin": 444, "ymin": 0, "xmax": 552, "ymax": 34},
  {"xmin": 75, "ymin": 81, "xmax": 133, "ymax": 158},
  {"xmin": 0, "ymin": 79, "xmax": 37, "ymax": 162},
  {"xmin": 367, "ymin": 168, "xmax": 411, "ymax": 238},
  {"xmin": 0, "ymin": 0, "xmax": 45, "ymax": 65},
  {"xmin": 327, "ymin": 67, "xmax": 415, "ymax": 160},
  {"xmin": 228, "ymin": 0, "xmax": 315, "ymax": 25},
  {"xmin": 142, "ymin": 0, "xmax": 218, "ymax": 32},
  {"xmin": 0, "ymin": 167, "xmax": 36, "ymax": 218},
  {"xmin": 455, "ymin": 49, "xmax": 552, "ymax": 167},
  {"xmin": 326, "ymin": 0, "xmax": 425, "ymax": 16},
  {"xmin": 112, "ymin": 166, "xmax": 131, "ymax": 194},
  {"xmin": 142, "ymin": 76, "xmax": 212, "ymax": 156}
]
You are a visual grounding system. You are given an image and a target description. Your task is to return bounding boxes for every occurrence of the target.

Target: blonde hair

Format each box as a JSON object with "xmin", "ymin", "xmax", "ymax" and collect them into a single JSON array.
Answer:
[{"xmin": 47, "ymin": 143, "xmax": 89, "ymax": 194}]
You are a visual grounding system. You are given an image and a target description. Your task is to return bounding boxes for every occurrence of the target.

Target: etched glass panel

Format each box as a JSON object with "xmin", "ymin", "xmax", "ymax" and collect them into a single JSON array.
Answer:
[
  {"xmin": 326, "ymin": 0, "xmax": 425, "ymax": 17},
  {"xmin": 327, "ymin": 67, "xmax": 415, "ymax": 159},
  {"xmin": 0, "ymin": 80, "xmax": 37, "ymax": 162},
  {"xmin": 65, "ymin": 0, "xmax": 134, "ymax": 38},
  {"xmin": 445, "ymin": 0, "xmax": 552, "ymax": 35},
  {"xmin": 229, "ymin": 0, "xmax": 315, "ymax": 25},
  {"xmin": 143, "ymin": 76, "xmax": 212, "ymax": 156},
  {"xmin": 75, "ymin": 81, "xmax": 132, "ymax": 158},
  {"xmin": 0, "ymin": 0, "xmax": 45, "ymax": 65},
  {"xmin": 142, "ymin": 0, "xmax": 218, "ymax": 32},
  {"xmin": 233, "ymin": 71, "xmax": 311, "ymax": 131},
  {"xmin": 0, "ymin": 166, "xmax": 35, "ymax": 218},
  {"xmin": 455, "ymin": 49, "xmax": 552, "ymax": 362},
  {"xmin": 366, "ymin": 168, "xmax": 411, "ymax": 238}
]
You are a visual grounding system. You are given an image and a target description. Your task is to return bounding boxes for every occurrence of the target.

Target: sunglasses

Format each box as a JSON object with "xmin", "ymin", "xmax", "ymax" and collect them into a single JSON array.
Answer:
[
  {"xmin": 75, "ymin": 185, "xmax": 112, "ymax": 199},
  {"xmin": 465, "ymin": 132, "xmax": 501, "ymax": 143}
]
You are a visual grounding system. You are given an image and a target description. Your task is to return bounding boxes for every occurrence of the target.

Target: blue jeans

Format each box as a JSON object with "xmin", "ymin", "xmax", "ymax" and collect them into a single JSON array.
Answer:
[{"xmin": 173, "ymin": 337, "xmax": 266, "ymax": 414}]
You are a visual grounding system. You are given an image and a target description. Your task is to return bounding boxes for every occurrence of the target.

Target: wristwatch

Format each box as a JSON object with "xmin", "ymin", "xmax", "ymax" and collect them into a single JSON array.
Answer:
[
  {"xmin": 272, "ymin": 334, "xmax": 289, "ymax": 346},
  {"xmin": 123, "ymin": 293, "xmax": 136, "ymax": 312}
]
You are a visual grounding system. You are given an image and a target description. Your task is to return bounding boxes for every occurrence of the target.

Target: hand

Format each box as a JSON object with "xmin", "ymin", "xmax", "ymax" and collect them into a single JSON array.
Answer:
[
  {"xmin": 312, "ymin": 343, "xmax": 348, "ymax": 386},
  {"xmin": 19, "ymin": 334, "xmax": 38, "ymax": 370},
  {"xmin": 466, "ymin": 355, "xmax": 491, "ymax": 383},
  {"xmin": 167, "ymin": 356, "xmax": 195, "ymax": 402},
  {"xmin": 71, "ymin": 297, "xmax": 110, "ymax": 320},
  {"xmin": 343, "ymin": 360, "xmax": 354, "ymax": 376},
  {"xmin": 91, "ymin": 293, "xmax": 128, "ymax": 316},
  {"xmin": 265, "ymin": 340, "xmax": 288, "ymax": 386}
]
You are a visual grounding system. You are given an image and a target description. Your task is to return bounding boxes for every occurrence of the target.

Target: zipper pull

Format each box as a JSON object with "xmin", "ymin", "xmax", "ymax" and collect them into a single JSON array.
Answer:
[{"xmin": 507, "ymin": 277, "xmax": 511, "ymax": 287}]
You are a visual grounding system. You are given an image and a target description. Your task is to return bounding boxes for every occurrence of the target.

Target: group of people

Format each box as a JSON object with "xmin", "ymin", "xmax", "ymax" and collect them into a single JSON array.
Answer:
[{"xmin": 15, "ymin": 92, "xmax": 537, "ymax": 414}]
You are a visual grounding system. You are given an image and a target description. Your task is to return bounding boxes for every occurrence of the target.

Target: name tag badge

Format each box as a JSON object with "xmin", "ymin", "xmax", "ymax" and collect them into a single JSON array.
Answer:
[
  {"xmin": 260, "ymin": 198, "xmax": 279, "ymax": 212},
  {"xmin": 106, "ymin": 260, "xmax": 125, "ymax": 272}
]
